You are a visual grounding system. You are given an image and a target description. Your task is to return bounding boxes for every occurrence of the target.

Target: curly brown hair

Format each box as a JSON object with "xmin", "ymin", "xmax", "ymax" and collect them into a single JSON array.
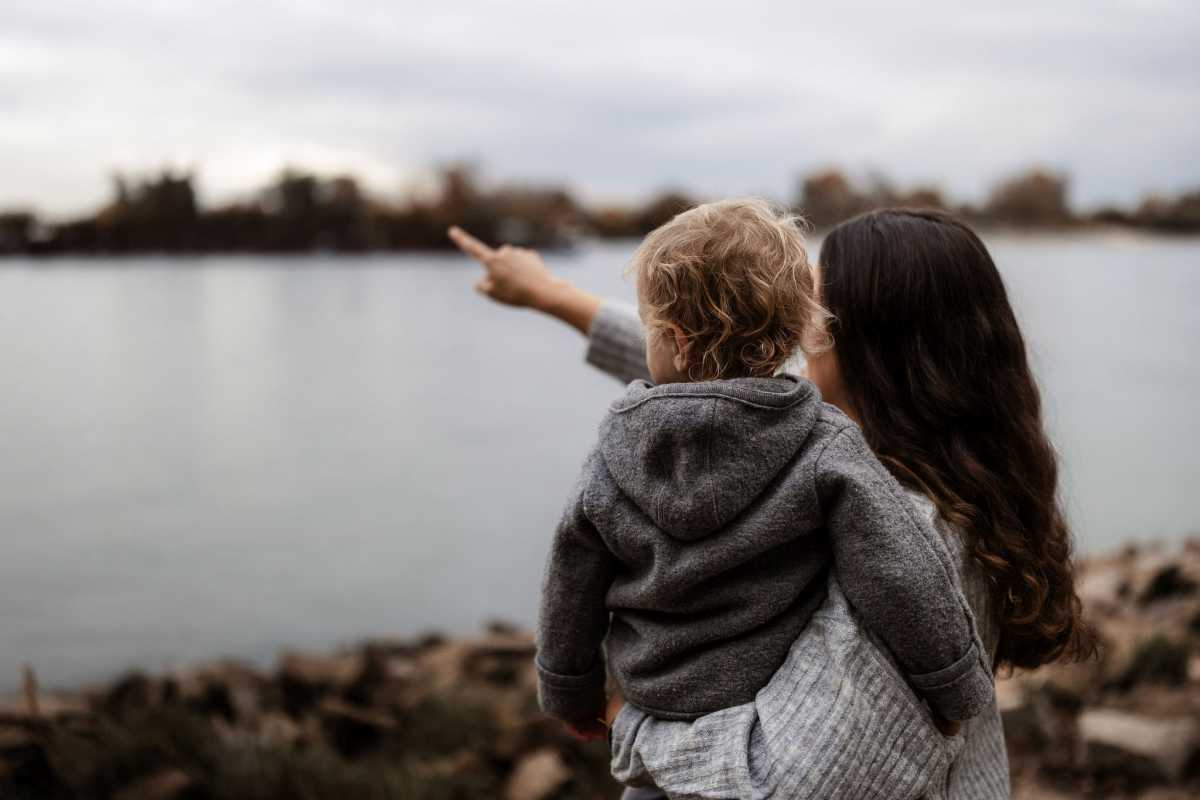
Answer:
[
  {"xmin": 631, "ymin": 198, "xmax": 829, "ymax": 380},
  {"xmin": 819, "ymin": 208, "xmax": 1097, "ymax": 671}
]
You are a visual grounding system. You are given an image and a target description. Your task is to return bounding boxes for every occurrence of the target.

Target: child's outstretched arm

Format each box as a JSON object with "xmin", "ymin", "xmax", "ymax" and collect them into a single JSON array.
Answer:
[
  {"xmin": 447, "ymin": 226, "xmax": 604, "ymax": 335},
  {"xmin": 816, "ymin": 423, "xmax": 994, "ymax": 723},
  {"xmin": 535, "ymin": 451, "xmax": 618, "ymax": 727},
  {"xmin": 446, "ymin": 227, "xmax": 651, "ymax": 385}
]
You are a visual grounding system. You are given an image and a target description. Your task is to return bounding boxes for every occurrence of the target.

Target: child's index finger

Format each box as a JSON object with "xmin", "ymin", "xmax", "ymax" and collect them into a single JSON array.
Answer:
[{"xmin": 447, "ymin": 226, "xmax": 495, "ymax": 263}]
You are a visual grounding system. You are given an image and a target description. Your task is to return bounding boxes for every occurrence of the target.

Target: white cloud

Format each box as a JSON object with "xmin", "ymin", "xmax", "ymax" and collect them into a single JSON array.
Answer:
[{"xmin": 1, "ymin": 0, "xmax": 1197, "ymax": 216}]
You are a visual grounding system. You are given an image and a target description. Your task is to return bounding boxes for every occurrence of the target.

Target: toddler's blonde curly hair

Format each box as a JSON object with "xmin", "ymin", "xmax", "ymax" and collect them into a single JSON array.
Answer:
[{"xmin": 631, "ymin": 198, "xmax": 830, "ymax": 380}]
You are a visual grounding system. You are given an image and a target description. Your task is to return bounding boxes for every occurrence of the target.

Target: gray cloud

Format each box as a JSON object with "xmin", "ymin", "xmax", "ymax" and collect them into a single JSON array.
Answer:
[{"xmin": 1, "ymin": 0, "xmax": 1197, "ymax": 216}]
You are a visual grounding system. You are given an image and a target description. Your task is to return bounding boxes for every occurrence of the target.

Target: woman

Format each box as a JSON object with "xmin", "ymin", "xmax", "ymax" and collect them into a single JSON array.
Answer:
[{"xmin": 449, "ymin": 209, "xmax": 1094, "ymax": 798}]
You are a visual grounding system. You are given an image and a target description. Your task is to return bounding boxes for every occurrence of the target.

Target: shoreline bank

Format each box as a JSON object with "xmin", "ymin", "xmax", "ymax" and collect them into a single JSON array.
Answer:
[{"xmin": 3, "ymin": 539, "xmax": 1200, "ymax": 799}]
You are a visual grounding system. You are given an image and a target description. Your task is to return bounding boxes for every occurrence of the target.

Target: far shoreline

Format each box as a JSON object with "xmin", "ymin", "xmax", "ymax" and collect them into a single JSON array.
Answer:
[{"xmin": 2, "ymin": 226, "xmax": 1199, "ymax": 266}]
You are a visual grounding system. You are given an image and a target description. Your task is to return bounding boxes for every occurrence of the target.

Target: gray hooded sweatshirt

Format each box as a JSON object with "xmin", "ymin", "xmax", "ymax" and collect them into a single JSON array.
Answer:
[{"xmin": 536, "ymin": 375, "xmax": 993, "ymax": 723}]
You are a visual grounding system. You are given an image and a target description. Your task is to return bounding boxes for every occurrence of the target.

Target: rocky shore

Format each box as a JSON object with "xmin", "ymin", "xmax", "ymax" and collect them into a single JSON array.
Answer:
[
  {"xmin": 3, "ymin": 540, "xmax": 1200, "ymax": 799},
  {"xmin": 1004, "ymin": 539, "xmax": 1200, "ymax": 799}
]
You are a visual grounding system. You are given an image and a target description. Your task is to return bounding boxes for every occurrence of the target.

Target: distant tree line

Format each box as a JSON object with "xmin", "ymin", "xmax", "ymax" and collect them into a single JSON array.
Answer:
[
  {"xmin": 0, "ymin": 164, "xmax": 1197, "ymax": 256},
  {"xmin": 797, "ymin": 168, "xmax": 1200, "ymax": 233}
]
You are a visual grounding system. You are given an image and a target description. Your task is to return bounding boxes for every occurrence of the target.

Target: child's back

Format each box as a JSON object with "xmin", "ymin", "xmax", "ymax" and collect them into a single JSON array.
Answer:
[{"xmin": 538, "ymin": 374, "xmax": 992, "ymax": 722}]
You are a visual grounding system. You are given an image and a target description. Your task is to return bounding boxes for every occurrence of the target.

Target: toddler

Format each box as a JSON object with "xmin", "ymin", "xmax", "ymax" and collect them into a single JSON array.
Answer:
[{"xmin": 536, "ymin": 199, "xmax": 993, "ymax": 740}]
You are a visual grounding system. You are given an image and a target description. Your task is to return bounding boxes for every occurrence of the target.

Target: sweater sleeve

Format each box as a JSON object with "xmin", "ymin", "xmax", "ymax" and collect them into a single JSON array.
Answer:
[
  {"xmin": 535, "ymin": 451, "xmax": 618, "ymax": 722},
  {"xmin": 585, "ymin": 301, "xmax": 652, "ymax": 384},
  {"xmin": 816, "ymin": 424, "xmax": 994, "ymax": 722}
]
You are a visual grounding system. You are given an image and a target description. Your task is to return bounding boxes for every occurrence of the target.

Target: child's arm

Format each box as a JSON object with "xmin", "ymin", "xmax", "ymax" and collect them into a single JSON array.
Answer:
[
  {"xmin": 816, "ymin": 423, "xmax": 994, "ymax": 722},
  {"xmin": 585, "ymin": 302, "xmax": 653, "ymax": 384},
  {"xmin": 447, "ymin": 226, "xmax": 606, "ymax": 337},
  {"xmin": 535, "ymin": 452, "xmax": 619, "ymax": 725}
]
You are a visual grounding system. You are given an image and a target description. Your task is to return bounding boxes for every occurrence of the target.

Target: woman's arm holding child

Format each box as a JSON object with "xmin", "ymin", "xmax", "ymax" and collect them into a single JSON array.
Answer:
[{"xmin": 816, "ymin": 423, "xmax": 994, "ymax": 723}]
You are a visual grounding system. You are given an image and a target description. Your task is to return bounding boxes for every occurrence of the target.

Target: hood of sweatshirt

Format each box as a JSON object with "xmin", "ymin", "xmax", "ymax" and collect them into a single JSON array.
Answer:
[{"xmin": 598, "ymin": 375, "xmax": 821, "ymax": 541}]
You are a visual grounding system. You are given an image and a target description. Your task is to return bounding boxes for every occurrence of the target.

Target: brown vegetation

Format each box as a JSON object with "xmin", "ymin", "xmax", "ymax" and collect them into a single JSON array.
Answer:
[
  {"xmin": 796, "ymin": 170, "xmax": 947, "ymax": 229},
  {"xmin": 982, "ymin": 170, "xmax": 1072, "ymax": 227},
  {"xmin": 0, "ymin": 166, "xmax": 699, "ymax": 257}
]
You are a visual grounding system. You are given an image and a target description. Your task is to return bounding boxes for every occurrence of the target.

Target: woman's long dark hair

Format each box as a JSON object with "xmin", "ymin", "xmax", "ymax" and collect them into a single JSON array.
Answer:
[{"xmin": 819, "ymin": 208, "xmax": 1095, "ymax": 670}]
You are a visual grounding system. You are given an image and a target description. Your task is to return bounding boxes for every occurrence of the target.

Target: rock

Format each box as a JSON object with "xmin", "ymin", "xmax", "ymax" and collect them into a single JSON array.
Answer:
[
  {"xmin": 163, "ymin": 662, "xmax": 265, "ymax": 723},
  {"xmin": 226, "ymin": 680, "xmax": 261, "ymax": 721},
  {"xmin": 344, "ymin": 645, "xmax": 419, "ymax": 708},
  {"xmin": 468, "ymin": 634, "xmax": 537, "ymax": 687},
  {"xmin": 505, "ymin": 748, "xmax": 572, "ymax": 800},
  {"xmin": 1139, "ymin": 564, "xmax": 1199, "ymax": 605},
  {"xmin": 113, "ymin": 769, "xmax": 194, "ymax": 800},
  {"xmin": 278, "ymin": 651, "xmax": 364, "ymax": 713},
  {"xmin": 400, "ymin": 631, "xmax": 446, "ymax": 653},
  {"xmin": 413, "ymin": 750, "xmax": 481, "ymax": 779},
  {"xmin": 0, "ymin": 691, "xmax": 88, "ymax": 723},
  {"xmin": 357, "ymin": 637, "xmax": 431, "ymax": 665},
  {"xmin": 491, "ymin": 694, "xmax": 533, "ymax": 759},
  {"xmin": 473, "ymin": 632, "xmax": 537, "ymax": 658},
  {"xmin": 0, "ymin": 725, "xmax": 35, "ymax": 750},
  {"xmin": 420, "ymin": 641, "xmax": 475, "ymax": 692},
  {"xmin": 257, "ymin": 711, "xmax": 303, "ymax": 746},
  {"xmin": 104, "ymin": 672, "xmax": 158, "ymax": 714},
  {"xmin": 1106, "ymin": 685, "xmax": 1200, "ymax": 719},
  {"xmin": 280, "ymin": 651, "xmax": 364, "ymax": 688},
  {"xmin": 400, "ymin": 632, "xmax": 537, "ymax": 697},
  {"xmin": 1026, "ymin": 658, "xmax": 1101, "ymax": 710},
  {"xmin": 1140, "ymin": 791, "xmax": 1200, "ymax": 800},
  {"xmin": 996, "ymin": 679, "xmax": 1042, "ymax": 748},
  {"xmin": 1077, "ymin": 562, "xmax": 1130, "ymax": 614},
  {"xmin": 1114, "ymin": 544, "xmax": 1200, "ymax": 610},
  {"xmin": 1111, "ymin": 635, "xmax": 1190, "ymax": 691},
  {"xmin": 1079, "ymin": 708, "xmax": 1199, "ymax": 784},
  {"xmin": 0, "ymin": 734, "xmax": 59, "ymax": 795},
  {"xmin": 318, "ymin": 698, "xmax": 396, "ymax": 758},
  {"xmin": 1097, "ymin": 617, "xmax": 1166, "ymax": 689},
  {"xmin": 487, "ymin": 619, "xmax": 523, "ymax": 636},
  {"xmin": 1010, "ymin": 783, "xmax": 1080, "ymax": 800}
]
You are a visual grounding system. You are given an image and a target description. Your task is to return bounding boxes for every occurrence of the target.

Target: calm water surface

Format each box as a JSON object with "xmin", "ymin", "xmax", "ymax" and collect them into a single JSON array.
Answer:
[{"xmin": 1, "ymin": 234, "xmax": 1198, "ymax": 688}]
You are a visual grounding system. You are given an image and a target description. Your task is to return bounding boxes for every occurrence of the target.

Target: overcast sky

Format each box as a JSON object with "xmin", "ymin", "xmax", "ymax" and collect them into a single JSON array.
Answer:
[{"xmin": 3, "ymin": 0, "xmax": 1198, "ymax": 217}]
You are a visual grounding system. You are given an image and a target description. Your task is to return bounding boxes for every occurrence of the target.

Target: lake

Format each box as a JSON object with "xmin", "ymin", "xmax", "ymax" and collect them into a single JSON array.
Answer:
[{"xmin": 1, "ymin": 233, "xmax": 1198, "ymax": 690}]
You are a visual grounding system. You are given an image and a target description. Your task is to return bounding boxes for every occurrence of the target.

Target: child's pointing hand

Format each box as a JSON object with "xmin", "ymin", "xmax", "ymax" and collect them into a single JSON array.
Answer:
[{"xmin": 447, "ymin": 226, "xmax": 555, "ymax": 308}]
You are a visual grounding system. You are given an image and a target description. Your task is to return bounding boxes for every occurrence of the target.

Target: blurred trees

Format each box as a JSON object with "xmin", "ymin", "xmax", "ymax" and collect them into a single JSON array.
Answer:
[
  {"xmin": 797, "ymin": 170, "xmax": 950, "ymax": 229},
  {"xmin": 0, "ymin": 212, "xmax": 34, "ymax": 254},
  {"xmin": 53, "ymin": 171, "xmax": 201, "ymax": 251},
  {"xmin": 4, "ymin": 166, "xmax": 589, "ymax": 255},
  {"xmin": 1131, "ymin": 191, "xmax": 1200, "ymax": 233},
  {"xmin": 1, "ymin": 163, "xmax": 1197, "ymax": 256},
  {"xmin": 982, "ymin": 169, "xmax": 1071, "ymax": 226},
  {"xmin": 584, "ymin": 190, "xmax": 697, "ymax": 238},
  {"xmin": 798, "ymin": 171, "xmax": 869, "ymax": 229}
]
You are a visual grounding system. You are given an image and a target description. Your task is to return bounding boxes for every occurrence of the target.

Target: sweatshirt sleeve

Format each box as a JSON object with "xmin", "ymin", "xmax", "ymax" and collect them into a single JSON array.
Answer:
[
  {"xmin": 585, "ymin": 301, "xmax": 652, "ymax": 384},
  {"xmin": 535, "ymin": 451, "xmax": 618, "ymax": 722},
  {"xmin": 816, "ymin": 424, "xmax": 994, "ymax": 722}
]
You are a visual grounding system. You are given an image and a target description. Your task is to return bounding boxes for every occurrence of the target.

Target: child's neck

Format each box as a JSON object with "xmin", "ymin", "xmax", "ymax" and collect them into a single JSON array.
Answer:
[{"xmin": 659, "ymin": 368, "xmax": 758, "ymax": 385}]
